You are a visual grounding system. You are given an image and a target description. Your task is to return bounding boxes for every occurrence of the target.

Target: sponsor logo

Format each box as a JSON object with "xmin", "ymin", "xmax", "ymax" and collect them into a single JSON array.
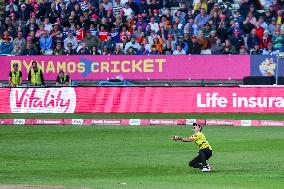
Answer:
[
  {"xmin": 10, "ymin": 88, "xmax": 76, "ymax": 113},
  {"xmin": 36, "ymin": 119, "xmax": 62, "ymax": 124},
  {"xmin": 72, "ymin": 119, "xmax": 84, "ymax": 125},
  {"xmin": 186, "ymin": 119, "xmax": 196, "ymax": 125},
  {"xmin": 129, "ymin": 119, "xmax": 141, "ymax": 126},
  {"xmin": 91, "ymin": 120, "xmax": 121, "ymax": 125},
  {"xmin": 259, "ymin": 58, "xmax": 276, "ymax": 76},
  {"xmin": 0, "ymin": 120, "xmax": 6, "ymax": 124},
  {"xmin": 206, "ymin": 120, "xmax": 234, "ymax": 125},
  {"xmin": 14, "ymin": 119, "xmax": 25, "ymax": 125},
  {"xmin": 260, "ymin": 120, "xmax": 284, "ymax": 126},
  {"xmin": 149, "ymin": 119, "xmax": 178, "ymax": 125},
  {"xmin": 241, "ymin": 120, "xmax": 252, "ymax": 126}
]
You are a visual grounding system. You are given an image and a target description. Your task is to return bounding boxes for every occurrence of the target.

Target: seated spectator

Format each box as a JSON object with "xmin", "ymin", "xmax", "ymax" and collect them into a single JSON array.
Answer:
[
  {"xmin": 113, "ymin": 0, "xmax": 124, "ymax": 16},
  {"xmin": 203, "ymin": 23, "xmax": 212, "ymax": 38},
  {"xmin": 43, "ymin": 18, "xmax": 53, "ymax": 34},
  {"xmin": 11, "ymin": 45, "xmax": 22, "ymax": 56},
  {"xmin": 102, "ymin": 35, "xmax": 116, "ymax": 52},
  {"xmin": 272, "ymin": 29, "xmax": 284, "ymax": 52},
  {"xmin": 255, "ymin": 22, "xmax": 265, "ymax": 40},
  {"xmin": 260, "ymin": 30, "xmax": 272, "ymax": 49},
  {"xmin": 250, "ymin": 43, "xmax": 263, "ymax": 54},
  {"xmin": 190, "ymin": 35, "xmax": 202, "ymax": 54},
  {"xmin": 126, "ymin": 46, "xmax": 136, "ymax": 55},
  {"xmin": 21, "ymin": 42, "xmax": 38, "ymax": 55},
  {"xmin": 52, "ymin": 43, "xmax": 66, "ymax": 55},
  {"xmin": 64, "ymin": 32, "xmax": 78, "ymax": 51},
  {"xmin": 112, "ymin": 44, "xmax": 123, "ymax": 55},
  {"xmin": 0, "ymin": 35, "xmax": 13, "ymax": 55},
  {"xmin": 211, "ymin": 38, "xmax": 224, "ymax": 54},
  {"xmin": 262, "ymin": 42, "xmax": 279, "ymax": 55},
  {"xmin": 173, "ymin": 44, "xmax": 186, "ymax": 55},
  {"xmin": 123, "ymin": 3, "xmax": 133, "ymax": 17},
  {"xmin": 230, "ymin": 29, "xmax": 245, "ymax": 53},
  {"xmin": 153, "ymin": 36, "xmax": 163, "ymax": 53},
  {"xmin": 194, "ymin": 8, "xmax": 210, "ymax": 30},
  {"xmin": 66, "ymin": 43, "xmax": 77, "ymax": 55},
  {"xmin": 39, "ymin": 30, "xmax": 53, "ymax": 54},
  {"xmin": 176, "ymin": 35, "xmax": 189, "ymax": 53},
  {"xmin": 13, "ymin": 31, "xmax": 26, "ymax": 51},
  {"xmin": 163, "ymin": 41, "xmax": 173, "ymax": 55},
  {"xmin": 125, "ymin": 36, "xmax": 140, "ymax": 53},
  {"xmin": 224, "ymin": 39, "xmax": 237, "ymax": 54},
  {"xmin": 239, "ymin": 46, "xmax": 248, "ymax": 55},
  {"xmin": 197, "ymin": 32, "xmax": 210, "ymax": 50},
  {"xmin": 149, "ymin": 45, "xmax": 161, "ymax": 55},
  {"xmin": 208, "ymin": 30, "xmax": 218, "ymax": 46},
  {"xmin": 50, "ymin": 23, "xmax": 63, "ymax": 45},
  {"xmin": 247, "ymin": 29, "xmax": 260, "ymax": 50},
  {"xmin": 268, "ymin": 18, "xmax": 277, "ymax": 35},
  {"xmin": 77, "ymin": 42, "xmax": 91, "ymax": 55}
]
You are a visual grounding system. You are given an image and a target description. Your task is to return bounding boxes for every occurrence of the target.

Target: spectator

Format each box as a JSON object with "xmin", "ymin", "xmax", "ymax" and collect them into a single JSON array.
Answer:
[
  {"xmin": 9, "ymin": 63, "xmax": 22, "ymax": 87},
  {"xmin": 197, "ymin": 32, "xmax": 210, "ymax": 50},
  {"xmin": 136, "ymin": 14, "xmax": 147, "ymax": 31},
  {"xmin": 250, "ymin": 44, "xmax": 263, "ymax": 54},
  {"xmin": 91, "ymin": 46, "xmax": 101, "ymax": 55},
  {"xmin": 52, "ymin": 43, "xmax": 66, "ymax": 55},
  {"xmin": 262, "ymin": 42, "xmax": 278, "ymax": 55},
  {"xmin": 137, "ymin": 43, "xmax": 150, "ymax": 55},
  {"xmin": 230, "ymin": 29, "xmax": 245, "ymax": 53},
  {"xmin": 50, "ymin": 23, "xmax": 63, "ymax": 45},
  {"xmin": 45, "ymin": 3, "xmax": 59, "ymax": 24},
  {"xmin": 176, "ymin": 35, "xmax": 189, "ymax": 53},
  {"xmin": 123, "ymin": 3, "xmax": 133, "ymax": 17},
  {"xmin": 208, "ymin": 30, "xmax": 218, "ymax": 46},
  {"xmin": 13, "ymin": 31, "xmax": 26, "ymax": 51},
  {"xmin": 56, "ymin": 70, "xmax": 70, "ymax": 86},
  {"xmin": 153, "ymin": 36, "xmax": 163, "ymax": 53},
  {"xmin": 39, "ymin": 30, "xmax": 53, "ymax": 54},
  {"xmin": 18, "ymin": 3, "xmax": 30, "ymax": 23},
  {"xmin": 21, "ymin": 42, "xmax": 38, "ymax": 55},
  {"xmin": 125, "ymin": 36, "xmax": 140, "ymax": 53},
  {"xmin": 260, "ymin": 30, "xmax": 272, "ymax": 49},
  {"xmin": 126, "ymin": 46, "xmax": 136, "ymax": 55},
  {"xmin": 190, "ymin": 35, "xmax": 202, "ymax": 54},
  {"xmin": 194, "ymin": 8, "xmax": 210, "ymax": 30},
  {"xmin": 211, "ymin": 38, "xmax": 224, "ymax": 54},
  {"xmin": 0, "ymin": 35, "xmax": 13, "ymax": 55},
  {"xmin": 255, "ymin": 22, "xmax": 265, "ymax": 40},
  {"xmin": 247, "ymin": 28, "xmax": 260, "ymax": 50},
  {"xmin": 268, "ymin": 18, "xmax": 277, "ymax": 35},
  {"xmin": 5, "ymin": 0, "xmax": 18, "ymax": 12},
  {"xmin": 239, "ymin": 45, "xmax": 248, "ymax": 55},
  {"xmin": 43, "ymin": 18, "xmax": 53, "ymax": 33},
  {"xmin": 66, "ymin": 43, "xmax": 77, "ymax": 55},
  {"xmin": 272, "ymin": 29, "xmax": 284, "ymax": 52},
  {"xmin": 149, "ymin": 44, "xmax": 160, "ymax": 55},
  {"xmin": 113, "ymin": 0, "xmax": 124, "ymax": 16},
  {"xmin": 28, "ymin": 61, "xmax": 45, "ymax": 86},
  {"xmin": 173, "ymin": 44, "xmax": 186, "ymax": 55},
  {"xmin": 77, "ymin": 42, "xmax": 91, "ymax": 54},
  {"xmin": 113, "ymin": 44, "xmax": 124, "ymax": 55},
  {"xmin": 163, "ymin": 41, "xmax": 173, "ymax": 55},
  {"xmin": 103, "ymin": 35, "xmax": 116, "ymax": 52},
  {"xmin": 11, "ymin": 45, "xmax": 22, "ymax": 56},
  {"xmin": 139, "ymin": 0, "xmax": 149, "ymax": 15},
  {"xmin": 64, "ymin": 32, "xmax": 78, "ymax": 51},
  {"xmin": 224, "ymin": 39, "xmax": 237, "ymax": 54}
]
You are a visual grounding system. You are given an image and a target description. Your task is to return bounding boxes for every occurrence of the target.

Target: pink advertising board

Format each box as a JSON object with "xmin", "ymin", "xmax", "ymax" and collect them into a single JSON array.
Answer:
[
  {"xmin": 1, "ymin": 86, "xmax": 284, "ymax": 114},
  {"xmin": 0, "ymin": 55, "xmax": 250, "ymax": 80}
]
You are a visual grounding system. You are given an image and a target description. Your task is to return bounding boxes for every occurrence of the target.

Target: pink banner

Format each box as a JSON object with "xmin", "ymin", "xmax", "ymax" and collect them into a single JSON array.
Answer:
[
  {"xmin": 1, "ymin": 86, "xmax": 284, "ymax": 114},
  {"xmin": 0, "ymin": 55, "xmax": 250, "ymax": 80},
  {"xmin": 1, "ymin": 119, "xmax": 284, "ymax": 126}
]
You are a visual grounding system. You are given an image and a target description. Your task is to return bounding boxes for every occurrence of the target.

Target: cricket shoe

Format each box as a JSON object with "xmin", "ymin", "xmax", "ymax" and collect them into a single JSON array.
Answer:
[{"xmin": 202, "ymin": 165, "xmax": 212, "ymax": 172}]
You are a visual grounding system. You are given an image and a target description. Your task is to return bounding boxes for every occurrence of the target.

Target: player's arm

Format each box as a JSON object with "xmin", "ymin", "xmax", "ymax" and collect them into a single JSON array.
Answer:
[{"xmin": 172, "ymin": 136, "xmax": 195, "ymax": 142}]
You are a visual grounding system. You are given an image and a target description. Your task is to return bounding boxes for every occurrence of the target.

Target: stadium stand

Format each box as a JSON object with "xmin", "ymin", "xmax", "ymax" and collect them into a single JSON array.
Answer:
[{"xmin": 0, "ymin": 0, "xmax": 282, "ymax": 56}]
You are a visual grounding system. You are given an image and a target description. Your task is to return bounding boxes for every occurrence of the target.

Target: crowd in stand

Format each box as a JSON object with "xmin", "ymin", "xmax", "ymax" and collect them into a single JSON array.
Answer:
[{"xmin": 0, "ymin": 0, "xmax": 283, "ymax": 56}]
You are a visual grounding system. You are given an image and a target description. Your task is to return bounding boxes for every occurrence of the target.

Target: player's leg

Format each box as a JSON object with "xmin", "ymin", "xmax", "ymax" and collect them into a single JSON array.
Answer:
[
  {"xmin": 202, "ymin": 148, "xmax": 213, "ymax": 171},
  {"xmin": 189, "ymin": 153, "xmax": 203, "ymax": 169}
]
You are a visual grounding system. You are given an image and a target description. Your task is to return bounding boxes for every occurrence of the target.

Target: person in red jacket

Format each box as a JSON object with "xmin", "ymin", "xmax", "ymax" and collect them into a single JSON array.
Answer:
[{"xmin": 260, "ymin": 30, "xmax": 272, "ymax": 49}]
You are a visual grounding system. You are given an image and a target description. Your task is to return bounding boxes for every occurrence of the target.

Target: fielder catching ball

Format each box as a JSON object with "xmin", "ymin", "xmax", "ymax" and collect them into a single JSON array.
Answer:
[{"xmin": 172, "ymin": 122, "xmax": 213, "ymax": 172}]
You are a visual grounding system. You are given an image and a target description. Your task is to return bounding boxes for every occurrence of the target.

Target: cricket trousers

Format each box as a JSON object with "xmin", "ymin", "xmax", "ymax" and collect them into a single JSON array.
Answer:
[{"xmin": 189, "ymin": 148, "xmax": 212, "ymax": 169}]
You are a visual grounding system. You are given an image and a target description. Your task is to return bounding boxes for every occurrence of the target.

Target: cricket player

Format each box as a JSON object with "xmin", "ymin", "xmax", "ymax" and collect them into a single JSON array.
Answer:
[{"xmin": 172, "ymin": 122, "xmax": 213, "ymax": 172}]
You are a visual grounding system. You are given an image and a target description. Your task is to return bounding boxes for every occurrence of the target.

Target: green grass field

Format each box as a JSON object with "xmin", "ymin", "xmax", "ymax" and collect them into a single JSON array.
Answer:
[{"xmin": 0, "ymin": 118, "xmax": 284, "ymax": 189}]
